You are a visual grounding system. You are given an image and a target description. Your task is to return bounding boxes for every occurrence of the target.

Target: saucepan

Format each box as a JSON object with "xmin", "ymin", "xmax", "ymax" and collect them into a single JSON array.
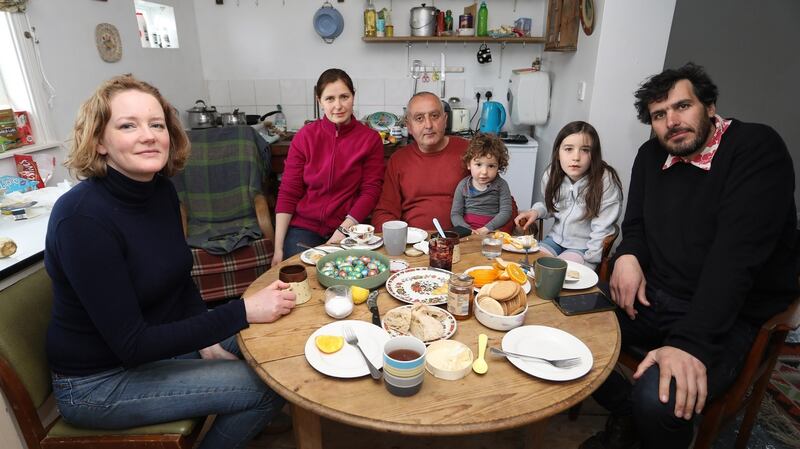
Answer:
[{"xmin": 220, "ymin": 108, "xmax": 246, "ymax": 127}]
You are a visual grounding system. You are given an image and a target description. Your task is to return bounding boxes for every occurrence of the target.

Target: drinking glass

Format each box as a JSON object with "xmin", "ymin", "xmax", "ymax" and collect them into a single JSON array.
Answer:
[
  {"xmin": 481, "ymin": 237, "xmax": 502, "ymax": 259},
  {"xmin": 429, "ymin": 237, "xmax": 455, "ymax": 271}
]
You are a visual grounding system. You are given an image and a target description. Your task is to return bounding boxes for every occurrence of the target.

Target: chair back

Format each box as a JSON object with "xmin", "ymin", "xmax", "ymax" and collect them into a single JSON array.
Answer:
[
  {"xmin": 172, "ymin": 126, "xmax": 269, "ymax": 246},
  {"xmin": 0, "ymin": 268, "xmax": 55, "ymax": 447}
]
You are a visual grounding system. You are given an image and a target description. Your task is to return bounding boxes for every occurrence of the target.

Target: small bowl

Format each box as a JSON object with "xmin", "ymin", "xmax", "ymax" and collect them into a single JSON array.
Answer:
[
  {"xmin": 425, "ymin": 340, "xmax": 473, "ymax": 381},
  {"xmin": 474, "ymin": 298, "xmax": 528, "ymax": 331},
  {"xmin": 383, "ymin": 379, "xmax": 423, "ymax": 397},
  {"xmin": 316, "ymin": 249, "xmax": 391, "ymax": 289},
  {"xmin": 383, "ymin": 369, "xmax": 424, "ymax": 387}
]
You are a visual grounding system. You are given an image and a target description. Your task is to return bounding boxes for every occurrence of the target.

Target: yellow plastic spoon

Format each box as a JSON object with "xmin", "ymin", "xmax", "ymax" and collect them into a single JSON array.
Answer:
[{"xmin": 472, "ymin": 333, "xmax": 488, "ymax": 374}]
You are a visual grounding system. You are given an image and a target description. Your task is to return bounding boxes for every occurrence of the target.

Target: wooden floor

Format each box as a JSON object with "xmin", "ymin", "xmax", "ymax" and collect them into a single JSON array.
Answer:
[{"xmin": 245, "ymin": 399, "xmax": 609, "ymax": 449}]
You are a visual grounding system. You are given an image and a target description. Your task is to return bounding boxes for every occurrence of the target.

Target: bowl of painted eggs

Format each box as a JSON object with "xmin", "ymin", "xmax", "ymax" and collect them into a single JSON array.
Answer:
[{"xmin": 315, "ymin": 249, "xmax": 391, "ymax": 289}]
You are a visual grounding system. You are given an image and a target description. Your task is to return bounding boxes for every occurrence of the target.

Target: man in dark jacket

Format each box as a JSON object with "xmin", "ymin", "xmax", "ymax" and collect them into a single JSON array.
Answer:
[{"xmin": 581, "ymin": 63, "xmax": 798, "ymax": 449}]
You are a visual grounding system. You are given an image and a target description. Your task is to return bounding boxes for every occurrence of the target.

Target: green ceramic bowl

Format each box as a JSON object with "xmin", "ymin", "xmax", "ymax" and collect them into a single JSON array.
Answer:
[{"xmin": 315, "ymin": 249, "xmax": 391, "ymax": 289}]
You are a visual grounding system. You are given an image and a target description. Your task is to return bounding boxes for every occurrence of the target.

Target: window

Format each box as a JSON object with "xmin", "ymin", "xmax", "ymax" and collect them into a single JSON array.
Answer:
[
  {"xmin": 134, "ymin": 0, "xmax": 180, "ymax": 49},
  {"xmin": 0, "ymin": 10, "xmax": 58, "ymax": 155}
]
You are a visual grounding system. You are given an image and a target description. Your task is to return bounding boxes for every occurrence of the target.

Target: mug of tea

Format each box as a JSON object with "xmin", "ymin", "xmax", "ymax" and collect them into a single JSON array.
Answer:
[
  {"xmin": 383, "ymin": 336, "xmax": 427, "ymax": 396},
  {"xmin": 348, "ymin": 224, "xmax": 375, "ymax": 244},
  {"xmin": 279, "ymin": 264, "xmax": 311, "ymax": 305}
]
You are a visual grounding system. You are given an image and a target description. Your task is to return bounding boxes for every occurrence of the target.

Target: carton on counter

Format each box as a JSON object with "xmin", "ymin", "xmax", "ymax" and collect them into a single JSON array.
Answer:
[{"xmin": 0, "ymin": 109, "xmax": 19, "ymax": 153}]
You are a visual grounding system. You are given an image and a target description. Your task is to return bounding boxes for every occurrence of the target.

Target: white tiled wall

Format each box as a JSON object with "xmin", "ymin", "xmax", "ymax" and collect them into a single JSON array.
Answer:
[{"xmin": 204, "ymin": 77, "xmax": 468, "ymax": 131}]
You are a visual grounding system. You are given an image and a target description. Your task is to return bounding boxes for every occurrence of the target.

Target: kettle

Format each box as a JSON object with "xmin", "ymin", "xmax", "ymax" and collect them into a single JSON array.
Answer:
[
  {"xmin": 186, "ymin": 100, "xmax": 217, "ymax": 129},
  {"xmin": 479, "ymin": 101, "xmax": 506, "ymax": 134}
]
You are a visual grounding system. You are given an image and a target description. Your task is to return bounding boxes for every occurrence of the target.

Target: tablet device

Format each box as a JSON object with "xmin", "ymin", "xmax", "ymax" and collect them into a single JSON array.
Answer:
[{"xmin": 554, "ymin": 291, "xmax": 616, "ymax": 316}]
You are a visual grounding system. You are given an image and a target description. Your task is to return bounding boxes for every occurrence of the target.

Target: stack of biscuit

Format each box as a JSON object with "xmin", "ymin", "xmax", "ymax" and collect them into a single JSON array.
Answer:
[{"xmin": 475, "ymin": 280, "xmax": 527, "ymax": 316}]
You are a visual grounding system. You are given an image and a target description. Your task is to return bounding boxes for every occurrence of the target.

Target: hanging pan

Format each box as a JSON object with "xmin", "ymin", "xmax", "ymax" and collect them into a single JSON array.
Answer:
[{"xmin": 313, "ymin": 1, "xmax": 344, "ymax": 44}]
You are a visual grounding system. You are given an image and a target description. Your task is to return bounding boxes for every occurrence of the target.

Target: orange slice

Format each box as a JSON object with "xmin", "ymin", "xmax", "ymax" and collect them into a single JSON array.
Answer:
[
  {"xmin": 506, "ymin": 263, "xmax": 527, "ymax": 285},
  {"xmin": 315, "ymin": 335, "xmax": 344, "ymax": 354}
]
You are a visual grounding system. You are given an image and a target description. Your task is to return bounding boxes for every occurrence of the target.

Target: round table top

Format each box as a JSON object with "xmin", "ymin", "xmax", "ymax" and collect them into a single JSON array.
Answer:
[{"xmin": 239, "ymin": 236, "xmax": 620, "ymax": 436}]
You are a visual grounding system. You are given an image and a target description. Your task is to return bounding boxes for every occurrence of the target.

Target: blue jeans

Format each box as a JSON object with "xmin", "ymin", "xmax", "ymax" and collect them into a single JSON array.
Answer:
[
  {"xmin": 591, "ymin": 285, "xmax": 757, "ymax": 449},
  {"xmin": 282, "ymin": 226, "xmax": 327, "ymax": 259},
  {"xmin": 51, "ymin": 336, "xmax": 284, "ymax": 449}
]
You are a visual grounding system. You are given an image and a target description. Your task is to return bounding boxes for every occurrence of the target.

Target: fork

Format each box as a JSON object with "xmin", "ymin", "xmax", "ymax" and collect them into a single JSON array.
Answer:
[
  {"xmin": 342, "ymin": 325, "xmax": 382, "ymax": 380},
  {"xmin": 489, "ymin": 347, "xmax": 582, "ymax": 369}
]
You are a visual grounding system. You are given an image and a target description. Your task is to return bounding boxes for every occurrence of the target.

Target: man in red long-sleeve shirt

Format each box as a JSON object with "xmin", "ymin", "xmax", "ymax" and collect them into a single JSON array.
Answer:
[{"xmin": 373, "ymin": 93, "xmax": 517, "ymax": 233}]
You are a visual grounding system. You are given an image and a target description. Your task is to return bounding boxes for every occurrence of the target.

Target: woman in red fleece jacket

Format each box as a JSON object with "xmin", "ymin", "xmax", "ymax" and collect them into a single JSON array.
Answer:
[{"xmin": 272, "ymin": 69, "xmax": 384, "ymax": 266}]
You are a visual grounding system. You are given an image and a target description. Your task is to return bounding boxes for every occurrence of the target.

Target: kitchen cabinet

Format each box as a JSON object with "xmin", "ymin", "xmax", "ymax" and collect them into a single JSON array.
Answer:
[{"xmin": 544, "ymin": 0, "xmax": 579, "ymax": 51}]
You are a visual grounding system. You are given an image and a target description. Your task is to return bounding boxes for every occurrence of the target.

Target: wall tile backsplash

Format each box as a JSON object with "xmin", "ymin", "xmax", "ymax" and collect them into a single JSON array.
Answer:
[{"xmin": 205, "ymin": 78, "xmax": 470, "ymax": 131}]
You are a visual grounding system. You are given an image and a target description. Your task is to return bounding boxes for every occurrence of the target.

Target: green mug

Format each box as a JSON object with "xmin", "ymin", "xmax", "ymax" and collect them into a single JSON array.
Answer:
[{"xmin": 534, "ymin": 257, "xmax": 567, "ymax": 300}]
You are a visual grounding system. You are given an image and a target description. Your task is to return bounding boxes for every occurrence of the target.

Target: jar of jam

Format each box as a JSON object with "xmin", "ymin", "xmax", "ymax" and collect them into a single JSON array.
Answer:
[{"xmin": 447, "ymin": 273, "xmax": 474, "ymax": 320}]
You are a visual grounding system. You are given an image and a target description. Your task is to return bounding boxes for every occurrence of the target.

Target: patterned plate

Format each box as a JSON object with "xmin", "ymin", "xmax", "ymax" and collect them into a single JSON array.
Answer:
[
  {"xmin": 385, "ymin": 267, "xmax": 453, "ymax": 305},
  {"xmin": 381, "ymin": 305, "xmax": 457, "ymax": 344}
]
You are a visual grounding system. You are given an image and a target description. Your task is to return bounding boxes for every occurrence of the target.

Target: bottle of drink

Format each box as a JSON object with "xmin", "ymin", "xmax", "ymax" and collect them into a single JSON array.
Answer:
[
  {"xmin": 445, "ymin": 10, "xmax": 453, "ymax": 32},
  {"xmin": 363, "ymin": 0, "xmax": 377, "ymax": 37},
  {"xmin": 273, "ymin": 105, "xmax": 287, "ymax": 133},
  {"xmin": 477, "ymin": 1, "xmax": 489, "ymax": 37}
]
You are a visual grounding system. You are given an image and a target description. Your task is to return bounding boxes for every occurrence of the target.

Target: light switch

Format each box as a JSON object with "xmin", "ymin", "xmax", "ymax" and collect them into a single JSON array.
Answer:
[{"xmin": 577, "ymin": 81, "xmax": 586, "ymax": 101}]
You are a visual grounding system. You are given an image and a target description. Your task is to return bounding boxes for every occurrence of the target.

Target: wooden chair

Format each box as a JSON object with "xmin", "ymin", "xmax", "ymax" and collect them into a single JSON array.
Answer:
[
  {"xmin": 616, "ymin": 295, "xmax": 800, "ymax": 449},
  {"xmin": 528, "ymin": 218, "xmax": 619, "ymax": 281},
  {"xmin": 0, "ymin": 268, "xmax": 205, "ymax": 449},
  {"xmin": 173, "ymin": 126, "xmax": 275, "ymax": 303}
]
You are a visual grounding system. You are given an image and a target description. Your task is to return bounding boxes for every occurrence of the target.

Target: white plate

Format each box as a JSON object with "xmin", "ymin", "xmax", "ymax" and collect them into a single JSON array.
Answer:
[
  {"xmin": 300, "ymin": 246, "xmax": 343, "ymax": 265},
  {"xmin": 501, "ymin": 325, "xmax": 593, "ymax": 381},
  {"xmin": 406, "ymin": 227, "xmax": 428, "ymax": 244},
  {"xmin": 501, "ymin": 238, "xmax": 541, "ymax": 254},
  {"xmin": 464, "ymin": 265, "xmax": 531, "ymax": 294},
  {"xmin": 563, "ymin": 261, "xmax": 599, "ymax": 290},
  {"xmin": 340, "ymin": 236, "xmax": 384, "ymax": 250},
  {"xmin": 386, "ymin": 267, "xmax": 452, "ymax": 305},
  {"xmin": 382, "ymin": 305, "xmax": 457, "ymax": 343},
  {"xmin": 304, "ymin": 320, "xmax": 390, "ymax": 378}
]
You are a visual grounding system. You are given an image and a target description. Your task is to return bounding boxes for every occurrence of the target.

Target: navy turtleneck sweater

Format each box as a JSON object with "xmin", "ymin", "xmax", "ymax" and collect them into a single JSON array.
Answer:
[{"xmin": 45, "ymin": 167, "xmax": 248, "ymax": 376}]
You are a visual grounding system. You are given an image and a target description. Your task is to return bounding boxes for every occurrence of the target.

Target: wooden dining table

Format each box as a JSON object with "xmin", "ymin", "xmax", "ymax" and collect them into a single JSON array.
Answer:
[{"xmin": 239, "ymin": 236, "xmax": 621, "ymax": 449}]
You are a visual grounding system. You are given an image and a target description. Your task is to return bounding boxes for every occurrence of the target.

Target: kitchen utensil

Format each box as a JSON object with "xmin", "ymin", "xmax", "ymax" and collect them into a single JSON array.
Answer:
[
  {"xmin": 296, "ymin": 242, "xmax": 335, "ymax": 253},
  {"xmin": 489, "ymin": 347, "xmax": 581, "ymax": 368},
  {"xmin": 432, "ymin": 218, "xmax": 446, "ymax": 238},
  {"xmin": 220, "ymin": 108, "xmax": 246, "ymax": 127},
  {"xmin": 410, "ymin": 3, "xmax": 437, "ymax": 37},
  {"xmin": 479, "ymin": 101, "xmax": 506, "ymax": 134},
  {"xmin": 472, "ymin": 333, "xmax": 488, "ymax": 374},
  {"xmin": 186, "ymin": 100, "xmax": 217, "ymax": 129},
  {"xmin": 313, "ymin": 1, "xmax": 344, "ymax": 44},
  {"xmin": 411, "ymin": 59, "xmax": 422, "ymax": 95},
  {"xmin": 366, "ymin": 290, "xmax": 381, "ymax": 326},
  {"xmin": 343, "ymin": 325, "xmax": 382, "ymax": 379}
]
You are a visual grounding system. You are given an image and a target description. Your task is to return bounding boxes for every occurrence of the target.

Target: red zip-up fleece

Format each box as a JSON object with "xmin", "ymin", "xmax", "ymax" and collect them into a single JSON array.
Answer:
[{"xmin": 276, "ymin": 115, "xmax": 384, "ymax": 236}]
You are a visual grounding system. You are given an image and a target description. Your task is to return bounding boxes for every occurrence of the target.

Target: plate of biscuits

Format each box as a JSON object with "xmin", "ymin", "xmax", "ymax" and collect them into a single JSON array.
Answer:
[{"xmin": 382, "ymin": 303, "xmax": 457, "ymax": 343}]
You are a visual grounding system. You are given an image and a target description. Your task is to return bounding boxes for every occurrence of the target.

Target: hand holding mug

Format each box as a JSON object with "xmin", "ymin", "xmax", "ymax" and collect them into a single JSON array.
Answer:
[{"xmin": 244, "ymin": 280, "xmax": 296, "ymax": 323}]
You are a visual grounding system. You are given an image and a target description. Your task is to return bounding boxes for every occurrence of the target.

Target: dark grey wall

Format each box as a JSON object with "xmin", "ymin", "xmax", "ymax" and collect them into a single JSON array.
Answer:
[{"xmin": 664, "ymin": 0, "xmax": 800, "ymax": 214}]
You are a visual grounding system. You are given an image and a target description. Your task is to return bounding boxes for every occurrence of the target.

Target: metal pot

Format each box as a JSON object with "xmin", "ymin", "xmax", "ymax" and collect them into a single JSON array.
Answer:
[
  {"xmin": 220, "ymin": 108, "xmax": 246, "ymax": 127},
  {"xmin": 186, "ymin": 100, "xmax": 217, "ymax": 129},
  {"xmin": 410, "ymin": 3, "xmax": 437, "ymax": 37}
]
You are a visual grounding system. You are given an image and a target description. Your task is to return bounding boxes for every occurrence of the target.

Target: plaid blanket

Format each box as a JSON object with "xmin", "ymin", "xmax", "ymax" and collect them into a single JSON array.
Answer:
[{"xmin": 172, "ymin": 126, "xmax": 270, "ymax": 255}]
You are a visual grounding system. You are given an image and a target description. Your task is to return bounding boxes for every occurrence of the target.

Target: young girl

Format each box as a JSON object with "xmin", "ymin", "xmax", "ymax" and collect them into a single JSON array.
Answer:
[
  {"xmin": 515, "ymin": 121, "xmax": 623, "ymax": 269},
  {"xmin": 451, "ymin": 133, "xmax": 513, "ymax": 235}
]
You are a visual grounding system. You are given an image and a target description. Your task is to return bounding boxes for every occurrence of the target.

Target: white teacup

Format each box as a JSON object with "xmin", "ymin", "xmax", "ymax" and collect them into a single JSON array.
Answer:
[{"xmin": 348, "ymin": 224, "xmax": 375, "ymax": 244}]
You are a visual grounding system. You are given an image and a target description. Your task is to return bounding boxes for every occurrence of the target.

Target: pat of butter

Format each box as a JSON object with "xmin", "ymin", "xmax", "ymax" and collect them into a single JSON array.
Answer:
[{"xmin": 426, "ymin": 340, "xmax": 473, "ymax": 371}]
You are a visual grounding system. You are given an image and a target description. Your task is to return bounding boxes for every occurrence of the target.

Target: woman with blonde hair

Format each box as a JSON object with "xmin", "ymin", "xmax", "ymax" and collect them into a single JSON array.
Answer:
[{"xmin": 46, "ymin": 75, "xmax": 294, "ymax": 449}]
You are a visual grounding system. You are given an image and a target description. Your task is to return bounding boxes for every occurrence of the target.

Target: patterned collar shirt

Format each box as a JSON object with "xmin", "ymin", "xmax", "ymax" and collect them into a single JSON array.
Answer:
[{"xmin": 662, "ymin": 114, "xmax": 732, "ymax": 171}]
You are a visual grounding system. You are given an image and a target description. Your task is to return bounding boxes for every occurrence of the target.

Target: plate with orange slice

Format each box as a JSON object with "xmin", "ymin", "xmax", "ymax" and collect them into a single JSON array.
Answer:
[
  {"xmin": 304, "ymin": 320, "xmax": 390, "ymax": 378},
  {"xmin": 464, "ymin": 265, "xmax": 531, "ymax": 294}
]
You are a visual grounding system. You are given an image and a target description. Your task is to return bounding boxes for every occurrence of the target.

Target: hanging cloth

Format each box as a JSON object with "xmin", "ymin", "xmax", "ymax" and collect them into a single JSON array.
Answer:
[{"xmin": 0, "ymin": 0, "xmax": 27, "ymax": 13}]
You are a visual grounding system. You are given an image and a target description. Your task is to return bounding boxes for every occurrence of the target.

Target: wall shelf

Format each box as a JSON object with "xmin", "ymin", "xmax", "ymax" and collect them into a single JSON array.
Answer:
[{"xmin": 362, "ymin": 36, "xmax": 546, "ymax": 44}]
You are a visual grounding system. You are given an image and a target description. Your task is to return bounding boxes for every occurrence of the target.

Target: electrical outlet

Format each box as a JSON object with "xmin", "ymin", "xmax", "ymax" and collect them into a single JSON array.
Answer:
[{"xmin": 474, "ymin": 86, "xmax": 491, "ymax": 100}]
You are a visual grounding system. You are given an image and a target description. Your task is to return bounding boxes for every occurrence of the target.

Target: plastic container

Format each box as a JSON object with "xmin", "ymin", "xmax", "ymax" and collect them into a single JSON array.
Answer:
[{"xmin": 477, "ymin": 1, "xmax": 488, "ymax": 37}]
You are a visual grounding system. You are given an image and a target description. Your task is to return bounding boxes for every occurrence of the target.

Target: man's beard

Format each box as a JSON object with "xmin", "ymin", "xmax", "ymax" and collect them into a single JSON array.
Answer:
[{"xmin": 660, "ymin": 117, "xmax": 713, "ymax": 157}]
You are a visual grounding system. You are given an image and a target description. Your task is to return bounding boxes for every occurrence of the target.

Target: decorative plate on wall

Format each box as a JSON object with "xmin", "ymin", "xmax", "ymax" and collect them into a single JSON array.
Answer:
[
  {"xmin": 95, "ymin": 23, "xmax": 122, "ymax": 63},
  {"xmin": 580, "ymin": 0, "xmax": 595, "ymax": 36}
]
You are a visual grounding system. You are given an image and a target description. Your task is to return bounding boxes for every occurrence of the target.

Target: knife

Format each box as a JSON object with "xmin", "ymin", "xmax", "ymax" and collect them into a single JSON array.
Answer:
[{"xmin": 366, "ymin": 290, "xmax": 381, "ymax": 327}]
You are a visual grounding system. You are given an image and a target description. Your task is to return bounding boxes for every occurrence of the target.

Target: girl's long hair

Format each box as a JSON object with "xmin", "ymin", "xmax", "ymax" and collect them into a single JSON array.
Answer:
[{"xmin": 544, "ymin": 121, "xmax": 622, "ymax": 220}]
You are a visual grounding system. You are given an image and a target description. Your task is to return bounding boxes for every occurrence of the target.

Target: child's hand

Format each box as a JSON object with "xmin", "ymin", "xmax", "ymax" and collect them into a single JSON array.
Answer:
[
  {"xmin": 474, "ymin": 227, "xmax": 491, "ymax": 236},
  {"xmin": 514, "ymin": 210, "xmax": 539, "ymax": 231}
]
